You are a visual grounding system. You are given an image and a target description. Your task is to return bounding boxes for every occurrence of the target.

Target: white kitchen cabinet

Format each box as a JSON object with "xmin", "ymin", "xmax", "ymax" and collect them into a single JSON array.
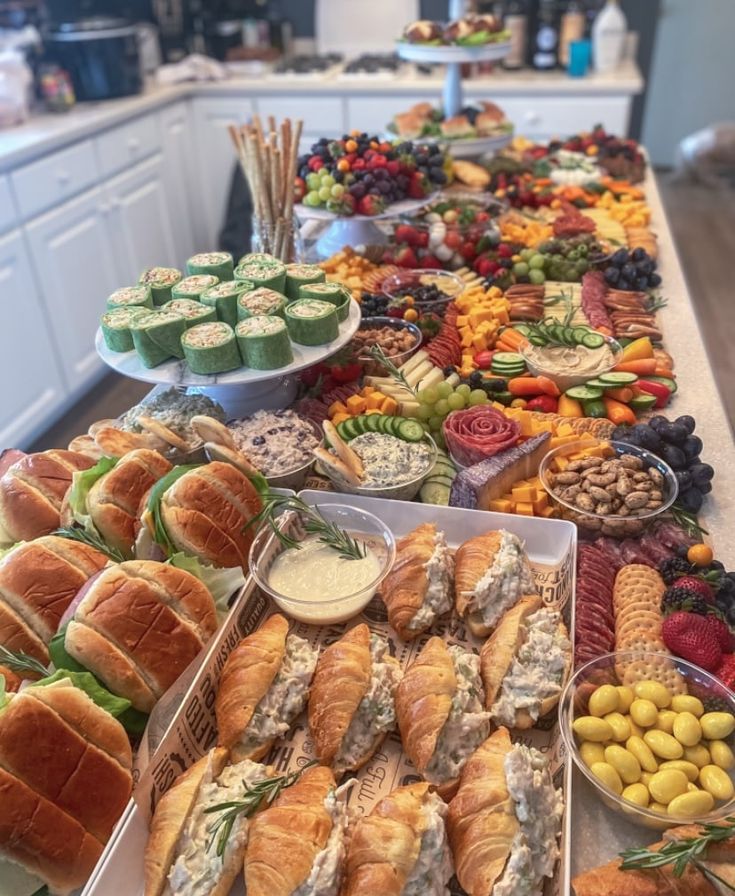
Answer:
[
  {"xmin": 105, "ymin": 153, "xmax": 178, "ymax": 282},
  {"xmin": 191, "ymin": 97, "xmax": 255, "ymax": 249},
  {"xmin": 0, "ymin": 177, "xmax": 17, "ymax": 235},
  {"xmin": 25, "ymin": 187, "xmax": 118, "ymax": 395},
  {"xmin": 0, "ymin": 230, "xmax": 67, "ymax": 448},
  {"xmin": 498, "ymin": 96, "xmax": 630, "ymax": 141},
  {"xmin": 160, "ymin": 101, "xmax": 197, "ymax": 262}
]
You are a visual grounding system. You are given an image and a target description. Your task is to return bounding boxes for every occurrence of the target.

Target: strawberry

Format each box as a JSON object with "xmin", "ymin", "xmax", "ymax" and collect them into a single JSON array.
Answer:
[
  {"xmin": 393, "ymin": 245, "xmax": 418, "ymax": 268},
  {"xmin": 497, "ymin": 243, "xmax": 515, "ymax": 259},
  {"xmin": 357, "ymin": 194, "xmax": 385, "ymax": 216},
  {"xmin": 386, "ymin": 159, "xmax": 400, "ymax": 176},
  {"xmin": 408, "ymin": 171, "xmax": 429, "ymax": 200},
  {"xmin": 420, "ymin": 253, "xmax": 442, "ymax": 269},
  {"xmin": 673, "ymin": 576, "xmax": 715, "ymax": 604},
  {"xmin": 715, "ymin": 654, "xmax": 735, "ymax": 689},
  {"xmin": 661, "ymin": 612, "xmax": 723, "ymax": 671},
  {"xmin": 710, "ymin": 615, "xmax": 734, "ymax": 652},
  {"xmin": 394, "ymin": 225, "xmax": 420, "ymax": 246}
]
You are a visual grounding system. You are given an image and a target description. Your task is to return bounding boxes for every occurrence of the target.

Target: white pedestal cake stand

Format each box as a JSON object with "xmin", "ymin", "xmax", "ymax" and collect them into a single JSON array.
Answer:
[{"xmin": 95, "ymin": 300, "xmax": 361, "ymax": 418}]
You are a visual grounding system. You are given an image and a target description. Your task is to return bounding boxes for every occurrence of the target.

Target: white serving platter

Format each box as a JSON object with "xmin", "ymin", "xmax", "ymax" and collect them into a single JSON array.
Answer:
[
  {"xmin": 445, "ymin": 131, "xmax": 513, "ymax": 158},
  {"xmin": 396, "ymin": 40, "xmax": 511, "ymax": 64}
]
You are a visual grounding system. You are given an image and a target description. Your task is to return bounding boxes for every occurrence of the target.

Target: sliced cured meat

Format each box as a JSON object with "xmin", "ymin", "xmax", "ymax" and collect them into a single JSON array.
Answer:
[
  {"xmin": 649, "ymin": 520, "xmax": 697, "ymax": 552},
  {"xmin": 443, "ymin": 405, "xmax": 521, "ymax": 467},
  {"xmin": 620, "ymin": 539, "xmax": 656, "ymax": 568},
  {"xmin": 581, "ymin": 271, "xmax": 614, "ymax": 333},
  {"xmin": 553, "ymin": 202, "xmax": 597, "ymax": 237},
  {"xmin": 639, "ymin": 532, "xmax": 676, "ymax": 565}
]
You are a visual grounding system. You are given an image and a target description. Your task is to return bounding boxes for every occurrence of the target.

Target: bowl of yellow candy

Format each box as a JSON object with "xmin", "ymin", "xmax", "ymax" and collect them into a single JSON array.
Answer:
[{"xmin": 559, "ymin": 650, "xmax": 735, "ymax": 830}]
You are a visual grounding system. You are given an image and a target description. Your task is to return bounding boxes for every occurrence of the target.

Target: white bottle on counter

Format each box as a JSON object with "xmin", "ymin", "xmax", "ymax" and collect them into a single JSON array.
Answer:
[{"xmin": 592, "ymin": 0, "xmax": 627, "ymax": 73}]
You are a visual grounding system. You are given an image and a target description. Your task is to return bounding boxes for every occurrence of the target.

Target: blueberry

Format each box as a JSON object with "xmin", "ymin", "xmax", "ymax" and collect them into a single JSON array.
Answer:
[
  {"xmin": 635, "ymin": 277, "xmax": 649, "ymax": 291},
  {"xmin": 676, "ymin": 415, "xmax": 696, "ymax": 434},
  {"xmin": 612, "ymin": 425, "xmax": 631, "ymax": 441},
  {"xmin": 612, "ymin": 248, "xmax": 629, "ymax": 266},
  {"xmin": 631, "ymin": 248, "xmax": 647, "ymax": 262},
  {"xmin": 649, "ymin": 415, "xmax": 669, "ymax": 431},
  {"xmin": 700, "ymin": 481, "xmax": 713, "ymax": 495},
  {"xmin": 649, "ymin": 273, "xmax": 662, "ymax": 287},
  {"xmin": 634, "ymin": 426, "xmax": 662, "ymax": 452},
  {"xmin": 682, "ymin": 435, "xmax": 703, "ymax": 459}
]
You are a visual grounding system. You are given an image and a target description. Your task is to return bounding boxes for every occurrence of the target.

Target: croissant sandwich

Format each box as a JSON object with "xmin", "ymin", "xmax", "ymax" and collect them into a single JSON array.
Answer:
[
  {"xmin": 245, "ymin": 764, "xmax": 350, "ymax": 896},
  {"xmin": 447, "ymin": 727, "xmax": 564, "ymax": 896},
  {"xmin": 395, "ymin": 636, "xmax": 491, "ymax": 797},
  {"xmin": 216, "ymin": 613, "xmax": 319, "ymax": 761},
  {"xmin": 144, "ymin": 748, "xmax": 275, "ymax": 896},
  {"xmin": 342, "ymin": 781, "xmax": 454, "ymax": 896},
  {"xmin": 480, "ymin": 595, "xmax": 572, "ymax": 729},
  {"xmin": 308, "ymin": 624, "xmax": 402, "ymax": 777},
  {"xmin": 380, "ymin": 523, "xmax": 454, "ymax": 640},
  {"xmin": 454, "ymin": 530, "xmax": 536, "ymax": 637}
]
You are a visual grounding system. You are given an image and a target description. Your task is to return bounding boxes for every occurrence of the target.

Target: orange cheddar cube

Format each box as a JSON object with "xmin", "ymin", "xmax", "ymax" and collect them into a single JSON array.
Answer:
[
  {"xmin": 488, "ymin": 498, "xmax": 514, "ymax": 513},
  {"xmin": 345, "ymin": 394, "xmax": 367, "ymax": 414},
  {"xmin": 380, "ymin": 395, "xmax": 398, "ymax": 414},
  {"xmin": 515, "ymin": 502, "xmax": 535, "ymax": 516},
  {"xmin": 328, "ymin": 400, "xmax": 349, "ymax": 417},
  {"xmin": 512, "ymin": 485, "xmax": 535, "ymax": 503},
  {"xmin": 365, "ymin": 392, "xmax": 385, "ymax": 410},
  {"xmin": 332, "ymin": 412, "xmax": 351, "ymax": 425}
]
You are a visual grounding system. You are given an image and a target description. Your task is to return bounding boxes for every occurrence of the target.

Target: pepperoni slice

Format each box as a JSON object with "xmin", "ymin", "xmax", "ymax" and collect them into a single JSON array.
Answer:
[{"xmin": 443, "ymin": 406, "xmax": 521, "ymax": 467}]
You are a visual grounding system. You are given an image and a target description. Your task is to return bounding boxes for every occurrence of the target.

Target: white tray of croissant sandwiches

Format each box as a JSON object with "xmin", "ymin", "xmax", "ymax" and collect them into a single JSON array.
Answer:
[{"xmin": 83, "ymin": 495, "xmax": 578, "ymax": 896}]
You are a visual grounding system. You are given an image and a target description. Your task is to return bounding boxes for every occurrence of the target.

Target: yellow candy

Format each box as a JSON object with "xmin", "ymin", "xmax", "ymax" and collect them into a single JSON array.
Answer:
[
  {"xmin": 630, "ymin": 699, "xmax": 658, "ymax": 728},
  {"xmin": 626, "ymin": 715, "xmax": 644, "ymax": 739},
  {"xmin": 604, "ymin": 745, "xmax": 641, "ymax": 784},
  {"xmin": 700, "ymin": 712, "xmax": 735, "ymax": 740},
  {"xmin": 667, "ymin": 789, "xmax": 715, "ymax": 818},
  {"xmin": 699, "ymin": 765, "xmax": 735, "ymax": 801},
  {"xmin": 603, "ymin": 712, "xmax": 632, "ymax": 743},
  {"xmin": 656, "ymin": 710, "xmax": 677, "ymax": 734},
  {"xmin": 626, "ymin": 736, "xmax": 659, "ymax": 773},
  {"xmin": 673, "ymin": 712, "xmax": 702, "ymax": 748},
  {"xmin": 641, "ymin": 771, "xmax": 654, "ymax": 787},
  {"xmin": 649, "ymin": 801, "xmax": 669, "ymax": 814},
  {"xmin": 634, "ymin": 681, "xmax": 672, "ymax": 709},
  {"xmin": 590, "ymin": 761, "xmax": 623, "ymax": 795},
  {"xmin": 709, "ymin": 740, "xmax": 735, "ymax": 771},
  {"xmin": 644, "ymin": 730, "xmax": 684, "ymax": 760},
  {"xmin": 688, "ymin": 782, "xmax": 701, "ymax": 793},
  {"xmin": 574, "ymin": 716, "xmax": 614, "ymax": 742},
  {"xmin": 580, "ymin": 741, "xmax": 606, "ymax": 768},
  {"xmin": 648, "ymin": 769, "xmax": 689, "ymax": 805},
  {"xmin": 622, "ymin": 783, "xmax": 649, "ymax": 807},
  {"xmin": 659, "ymin": 760, "xmax": 700, "ymax": 782},
  {"xmin": 671, "ymin": 695, "xmax": 704, "ymax": 717},
  {"xmin": 683, "ymin": 744, "xmax": 711, "ymax": 768},
  {"xmin": 589, "ymin": 685, "xmax": 620, "ymax": 717},
  {"xmin": 616, "ymin": 686, "xmax": 635, "ymax": 714}
]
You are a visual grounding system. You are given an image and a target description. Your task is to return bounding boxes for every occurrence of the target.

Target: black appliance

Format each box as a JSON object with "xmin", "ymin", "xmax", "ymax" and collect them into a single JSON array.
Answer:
[{"xmin": 46, "ymin": 17, "xmax": 142, "ymax": 101}]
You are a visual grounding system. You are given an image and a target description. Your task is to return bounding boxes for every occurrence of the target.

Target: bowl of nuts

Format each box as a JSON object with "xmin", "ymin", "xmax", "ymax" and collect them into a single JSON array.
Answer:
[
  {"xmin": 539, "ymin": 440, "xmax": 678, "ymax": 538},
  {"xmin": 351, "ymin": 316, "xmax": 423, "ymax": 377}
]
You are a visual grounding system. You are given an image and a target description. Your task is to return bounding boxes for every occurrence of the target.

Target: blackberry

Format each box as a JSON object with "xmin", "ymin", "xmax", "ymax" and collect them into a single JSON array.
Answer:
[
  {"xmin": 661, "ymin": 587, "xmax": 710, "ymax": 616},
  {"xmin": 659, "ymin": 556, "xmax": 691, "ymax": 585},
  {"xmin": 702, "ymin": 696, "xmax": 731, "ymax": 714}
]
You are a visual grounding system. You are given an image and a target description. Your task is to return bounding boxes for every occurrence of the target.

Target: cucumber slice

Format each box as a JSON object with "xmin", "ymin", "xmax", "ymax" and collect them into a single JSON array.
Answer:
[
  {"xmin": 492, "ymin": 352, "xmax": 525, "ymax": 364},
  {"xmin": 599, "ymin": 371, "xmax": 639, "ymax": 385},
  {"xmin": 341, "ymin": 417, "xmax": 359, "ymax": 440},
  {"xmin": 581, "ymin": 332, "xmax": 606, "ymax": 349},
  {"xmin": 566, "ymin": 384, "xmax": 604, "ymax": 401},
  {"xmin": 585, "ymin": 379, "xmax": 613, "ymax": 390},
  {"xmin": 572, "ymin": 327, "xmax": 592, "ymax": 345},
  {"xmin": 581, "ymin": 398, "xmax": 608, "ymax": 418},
  {"xmin": 628, "ymin": 393, "xmax": 658, "ymax": 411},
  {"xmin": 378, "ymin": 415, "xmax": 395, "ymax": 435},
  {"xmin": 514, "ymin": 324, "xmax": 532, "ymax": 336},
  {"xmin": 354, "ymin": 415, "xmax": 372, "ymax": 435},
  {"xmin": 493, "ymin": 390, "xmax": 514, "ymax": 405},
  {"xmin": 560, "ymin": 327, "xmax": 576, "ymax": 346},
  {"xmin": 397, "ymin": 418, "xmax": 426, "ymax": 442},
  {"xmin": 336, "ymin": 421, "xmax": 351, "ymax": 441},
  {"xmin": 364, "ymin": 414, "xmax": 383, "ymax": 433},
  {"xmin": 643, "ymin": 374, "xmax": 678, "ymax": 394}
]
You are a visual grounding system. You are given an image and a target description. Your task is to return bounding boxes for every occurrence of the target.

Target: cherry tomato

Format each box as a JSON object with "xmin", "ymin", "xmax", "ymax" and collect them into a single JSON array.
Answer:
[{"xmin": 688, "ymin": 544, "xmax": 714, "ymax": 567}]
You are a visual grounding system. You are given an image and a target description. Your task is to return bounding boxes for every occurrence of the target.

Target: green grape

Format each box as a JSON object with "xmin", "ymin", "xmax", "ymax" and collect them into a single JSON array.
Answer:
[
  {"xmin": 512, "ymin": 262, "xmax": 529, "ymax": 277},
  {"xmin": 428, "ymin": 415, "xmax": 444, "ymax": 431},
  {"xmin": 419, "ymin": 387, "xmax": 439, "ymax": 405},
  {"xmin": 469, "ymin": 389, "xmax": 488, "ymax": 406},
  {"xmin": 330, "ymin": 184, "xmax": 345, "ymax": 199},
  {"xmin": 520, "ymin": 248, "xmax": 535, "ymax": 261},
  {"xmin": 433, "ymin": 430, "xmax": 447, "ymax": 450},
  {"xmin": 529, "ymin": 254, "xmax": 546, "ymax": 269},
  {"xmin": 528, "ymin": 268, "xmax": 546, "ymax": 285},
  {"xmin": 306, "ymin": 172, "xmax": 321, "ymax": 190},
  {"xmin": 304, "ymin": 190, "xmax": 320, "ymax": 207},
  {"xmin": 434, "ymin": 399, "xmax": 450, "ymax": 416},
  {"xmin": 416, "ymin": 403, "xmax": 433, "ymax": 421},
  {"xmin": 436, "ymin": 381, "xmax": 453, "ymax": 399},
  {"xmin": 321, "ymin": 174, "xmax": 335, "ymax": 188},
  {"xmin": 456, "ymin": 383, "xmax": 472, "ymax": 398},
  {"xmin": 447, "ymin": 392, "xmax": 466, "ymax": 411},
  {"xmin": 318, "ymin": 186, "xmax": 331, "ymax": 202}
]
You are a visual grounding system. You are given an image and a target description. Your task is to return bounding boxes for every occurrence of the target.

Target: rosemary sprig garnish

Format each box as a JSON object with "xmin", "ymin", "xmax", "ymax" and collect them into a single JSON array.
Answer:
[
  {"xmin": 0, "ymin": 645, "xmax": 48, "ymax": 677},
  {"xmin": 246, "ymin": 495, "xmax": 367, "ymax": 560},
  {"xmin": 366, "ymin": 345, "xmax": 416, "ymax": 397},
  {"xmin": 204, "ymin": 760, "xmax": 318, "ymax": 858},
  {"xmin": 646, "ymin": 295, "xmax": 668, "ymax": 313},
  {"xmin": 620, "ymin": 817, "xmax": 735, "ymax": 889},
  {"xmin": 668, "ymin": 503, "xmax": 709, "ymax": 538},
  {"xmin": 53, "ymin": 526, "xmax": 126, "ymax": 563}
]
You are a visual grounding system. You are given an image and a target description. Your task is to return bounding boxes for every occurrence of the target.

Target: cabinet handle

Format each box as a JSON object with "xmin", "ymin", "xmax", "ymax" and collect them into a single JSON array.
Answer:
[
  {"xmin": 56, "ymin": 171, "xmax": 70, "ymax": 185},
  {"xmin": 128, "ymin": 137, "xmax": 141, "ymax": 151},
  {"xmin": 524, "ymin": 111, "xmax": 541, "ymax": 125},
  {"xmin": 99, "ymin": 201, "xmax": 110, "ymax": 214}
]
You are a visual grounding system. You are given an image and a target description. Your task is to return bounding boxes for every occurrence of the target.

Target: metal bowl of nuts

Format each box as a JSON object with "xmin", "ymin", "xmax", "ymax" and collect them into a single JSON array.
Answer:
[
  {"xmin": 351, "ymin": 317, "xmax": 423, "ymax": 377},
  {"xmin": 539, "ymin": 440, "xmax": 679, "ymax": 538}
]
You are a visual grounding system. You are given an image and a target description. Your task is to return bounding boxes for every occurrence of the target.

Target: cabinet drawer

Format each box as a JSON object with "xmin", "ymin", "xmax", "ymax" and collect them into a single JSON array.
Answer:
[
  {"xmin": 0, "ymin": 176, "xmax": 17, "ymax": 234},
  {"xmin": 500, "ymin": 97, "xmax": 630, "ymax": 139},
  {"xmin": 11, "ymin": 140, "xmax": 99, "ymax": 220},
  {"xmin": 96, "ymin": 113, "xmax": 159, "ymax": 179}
]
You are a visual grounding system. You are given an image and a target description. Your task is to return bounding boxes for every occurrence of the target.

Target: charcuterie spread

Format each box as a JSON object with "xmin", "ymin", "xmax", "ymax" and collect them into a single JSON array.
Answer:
[{"xmin": 4, "ymin": 108, "xmax": 735, "ymax": 896}]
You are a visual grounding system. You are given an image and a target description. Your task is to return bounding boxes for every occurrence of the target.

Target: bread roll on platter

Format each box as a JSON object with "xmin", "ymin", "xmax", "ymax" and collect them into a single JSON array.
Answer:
[{"xmin": 215, "ymin": 613, "xmax": 319, "ymax": 761}]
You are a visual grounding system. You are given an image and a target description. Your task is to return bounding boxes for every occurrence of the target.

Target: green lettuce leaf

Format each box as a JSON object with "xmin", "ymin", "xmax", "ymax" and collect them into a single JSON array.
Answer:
[
  {"xmin": 67, "ymin": 456, "xmax": 118, "ymax": 533},
  {"xmin": 0, "ymin": 674, "xmax": 7, "ymax": 712},
  {"xmin": 146, "ymin": 464, "xmax": 202, "ymax": 556},
  {"xmin": 169, "ymin": 552, "xmax": 246, "ymax": 620},
  {"xmin": 248, "ymin": 469, "xmax": 269, "ymax": 497},
  {"xmin": 31, "ymin": 669, "xmax": 132, "ymax": 717},
  {"xmin": 48, "ymin": 625, "xmax": 87, "ymax": 674}
]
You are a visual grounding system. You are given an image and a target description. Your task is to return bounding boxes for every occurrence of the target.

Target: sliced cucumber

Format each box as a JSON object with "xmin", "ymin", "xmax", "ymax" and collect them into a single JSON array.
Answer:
[
  {"xmin": 363, "ymin": 414, "xmax": 383, "ymax": 433},
  {"xmin": 581, "ymin": 332, "xmax": 606, "ymax": 349},
  {"xmin": 424, "ymin": 473, "xmax": 455, "ymax": 488},
  {"xmin": 572, "ymin": 326, "xmax": 592, "ymax": 345},
  {"xmin": 492, "ymin": 352, "xmax": 525, "ymax": 365},
  {"xmin": 581, "ymin": 398, "xmax": 608, "ymax": 418},
  {"xmin": 566, "ymin": 384, "xmax": 604, "ymax": 401},
  {"xmin": 493, "ymin": 390, "xmax": 514, "ymax": 405},
  {"xmin": 528, "ymin": 334, "xmax": 547, "ymax": 347},
  {"xmin": 397, "ymin": 418, "xmax": 425, "ymax": 442},
  {"xmin": 599, "ymin": 371, "xmax": 639, "ymax": 385},
  {"xmin": 628, "ymin": 393, "xmax": 657, "ymax": 411},
  {"xmin": 643, "ymin": 374, "xmax": 677, "ymax": 394},
  {"xmin": 377, "ymin": 415, "xmax": 394, "ymax": 434},
  {"xmin": 585, "ymin": 379, "xmax": 613, "ymax": 390},
  {"xmin": 336, "ymin": 420, "xmax": 351, "ymax": 441},
  {"xmin": 514, "ymin": 324, "xmax": 532, "ymax": 337}
]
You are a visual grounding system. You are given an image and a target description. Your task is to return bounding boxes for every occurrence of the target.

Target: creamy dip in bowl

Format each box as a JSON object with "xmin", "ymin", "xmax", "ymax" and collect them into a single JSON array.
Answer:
[
  {"xmin": 520, "ymin": 335, "xmax": 623, "ymax": 392},
  {"xmin": 249, "ymin": 503, "xmax": 396, "ymax": 624}
]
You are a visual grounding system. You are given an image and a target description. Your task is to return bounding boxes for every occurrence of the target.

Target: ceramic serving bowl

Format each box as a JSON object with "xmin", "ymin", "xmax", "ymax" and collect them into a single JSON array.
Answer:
[
  {"xmin": 381, "ymin": 268, "xmax": 464, "ymax": 312},
  {"xmin": 352, "ymin": 316, "xmax": 423, "ymax": 377},
  {"xmin": 519, "ymin": 335, "xmax": 624, "ymax": 393}
]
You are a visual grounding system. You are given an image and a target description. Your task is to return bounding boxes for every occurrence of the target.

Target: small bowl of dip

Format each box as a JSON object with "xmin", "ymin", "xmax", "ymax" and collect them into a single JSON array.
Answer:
[
  {"xmin": 520, "ymin": 332, "xmax": 623, "ymax": 393},
  {"xmin": 249, "ymin": 502, "xmax": 396, "ymax": 624}
]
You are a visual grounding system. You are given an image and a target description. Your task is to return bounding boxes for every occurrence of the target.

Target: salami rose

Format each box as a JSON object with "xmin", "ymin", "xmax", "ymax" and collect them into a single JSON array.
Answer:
[{"xmin": 443, "ymin": 406, "xmax": 520, "ymax": 467}]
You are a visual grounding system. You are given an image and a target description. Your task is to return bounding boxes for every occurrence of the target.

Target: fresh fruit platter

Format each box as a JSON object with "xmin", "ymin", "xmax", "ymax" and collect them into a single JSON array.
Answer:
[{"xmin": 3, "ymin": 121, "xmax": 735, "ymax": 896}]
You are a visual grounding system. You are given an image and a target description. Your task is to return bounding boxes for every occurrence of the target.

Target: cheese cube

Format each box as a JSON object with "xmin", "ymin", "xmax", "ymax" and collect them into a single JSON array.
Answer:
[
  {"xmin": 365, "ymin": 392, "xmax": 384, "ymax": 410},
  {"xmin": 328, "ymin": 400, "xmax": 349, "ymax": 417},
  {"xmin": 512, "ymin": 485, "xmax": 535, "ymax": 503},
  {"xmin": 332, "ymin": 412, "xmax": 351, "ymax": 425},
  {"xmin": 515, "ymin": 502, "xmax": 535, "ymax": 516},
  {"xmin": 380, "ymin": 395, "xmax": 398, "ymax": 414},
  {"xmin": 532, "ymin": 493, "xmax": 549, "ymax": 513},
  {"xmin": 488, "ymin": 498, "xmax": 513, "ymax": 513},
  {"xmin": 345, "ymin": 395, "xmax": 367, "ymax": 414}
]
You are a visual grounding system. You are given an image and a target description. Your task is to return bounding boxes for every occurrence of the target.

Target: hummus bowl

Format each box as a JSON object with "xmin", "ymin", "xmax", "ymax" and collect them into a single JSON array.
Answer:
[
  {"xmin": 520, "ymin": 334, "xmax": 623, "ymax": 393},
  {"xmin": 560, "ymin": 650, "xmax": 735, "ymax": 831}
]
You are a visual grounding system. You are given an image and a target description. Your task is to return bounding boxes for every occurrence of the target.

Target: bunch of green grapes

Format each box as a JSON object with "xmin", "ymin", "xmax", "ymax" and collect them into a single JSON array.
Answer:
[{"xmin": 412, "ymin": 380, "xmax": 488, "ymax": 448}]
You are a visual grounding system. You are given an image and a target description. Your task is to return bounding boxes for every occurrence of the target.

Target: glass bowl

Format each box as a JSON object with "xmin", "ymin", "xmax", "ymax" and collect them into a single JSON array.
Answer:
[
  {"xmin": 519, "ymin": 335, "xmax": 624, "ymax": 393},
  {"xmin": 560, "ymin": 650, "xmax": 735, "ymax": 831},
  {"xmin": 539, "ymin": 440, "xmax": 678, "ymax": 538},
  {"xmin": 249, "ymin": 502, "xmax": 396, "ymax": 624},
  {"xmin": 381, "ymin": 269, "xmax": 464, "ymax": 312},
  {"xmin": 351, "ymin": 316, "xmax": 423, "ymax": 377},
  {"xmin": 317, "ymin": 432, "xmax": 438, "ymax": 501}
]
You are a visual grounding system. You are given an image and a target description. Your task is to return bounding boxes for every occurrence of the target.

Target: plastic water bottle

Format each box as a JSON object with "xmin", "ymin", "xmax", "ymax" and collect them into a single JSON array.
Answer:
[{"xmin": 592, "ymin": 0, "xmax": 627, "ymax": 73}]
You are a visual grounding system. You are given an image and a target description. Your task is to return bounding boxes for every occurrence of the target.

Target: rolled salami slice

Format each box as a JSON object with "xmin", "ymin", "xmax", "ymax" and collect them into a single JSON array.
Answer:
[{"xmin": 443, "ymin": 406, "xmax": 521, "ymax": 468}]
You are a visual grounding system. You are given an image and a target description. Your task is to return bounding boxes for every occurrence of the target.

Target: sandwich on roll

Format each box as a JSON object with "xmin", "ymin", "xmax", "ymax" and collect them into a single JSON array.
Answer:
[
  {"xmin": 480, "ymin": 595, "xmax": 572, "ymax": 729},
  {"xmin": 308, "ymin": 624, "xmax": 402, "ymax": 778},
  {"xmin": 342, "ymin": 781, "xmax": 454, "ymax": 896},
  {"xmin": 0, "ymin": 678, "xmax": 133, "ymax": 896},
  {"xmin": 215, "ymin": 613, "xmax": 319, "ymax": 761},
  {"xmin": 244, "ymin": 764, "xmax": 350, "ymax": 896},
  {"xmin": 447, "ymin": 727, "xmax": 564, "ymax": 896},
  {"xmin": 144, "ymin": 748, "xmax": 275, "ymax": 896},
  {"xmin": 0, "ymin": 534, "xmax": 108, "ymax": 664},
  {"xmin": 64, "ymin": 560, "xmax": 217, "ymax": 712},
  {"xmin": 0, "ymin": 448, "xmax": 95, "ymax": 545}
]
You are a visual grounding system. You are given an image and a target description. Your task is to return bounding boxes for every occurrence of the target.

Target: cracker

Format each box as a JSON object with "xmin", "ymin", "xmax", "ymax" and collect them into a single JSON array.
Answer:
[{"xmin": 620, "ymin": 657, "xmax": 688, "ymax": 695}]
